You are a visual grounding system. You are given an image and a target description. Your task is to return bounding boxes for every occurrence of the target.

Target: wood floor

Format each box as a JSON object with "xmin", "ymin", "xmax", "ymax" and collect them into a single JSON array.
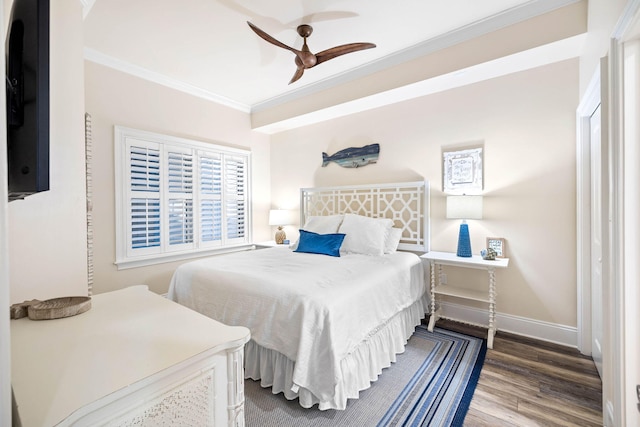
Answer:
[{"xmin": 433, "ymin": 319, "xmax": 603, "ymax": 427}]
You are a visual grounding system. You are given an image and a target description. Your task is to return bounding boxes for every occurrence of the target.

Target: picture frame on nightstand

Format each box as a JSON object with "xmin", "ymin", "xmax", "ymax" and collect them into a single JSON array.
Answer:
[{"xmin": 486, "ymin": 237, "xmax": 506, "ymax": 258}]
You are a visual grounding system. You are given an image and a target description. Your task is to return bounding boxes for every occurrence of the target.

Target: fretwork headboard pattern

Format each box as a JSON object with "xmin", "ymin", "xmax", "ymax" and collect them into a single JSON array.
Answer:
[{"xmin": 300, "ymin": 181, "xmax": 430, "ymax": 252}]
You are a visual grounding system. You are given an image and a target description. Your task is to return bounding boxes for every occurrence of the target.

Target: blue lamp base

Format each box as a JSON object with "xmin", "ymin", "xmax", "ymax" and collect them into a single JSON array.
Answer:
[{"xmin": 456, "ymin": 223, "xmax": 473, "ymax": 257}]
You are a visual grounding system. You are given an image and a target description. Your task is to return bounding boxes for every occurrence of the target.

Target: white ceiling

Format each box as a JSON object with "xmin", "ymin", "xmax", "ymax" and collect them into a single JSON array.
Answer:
[{"xmin": 83, "ymin": 0, "xmax": 584, "ymax": 130}]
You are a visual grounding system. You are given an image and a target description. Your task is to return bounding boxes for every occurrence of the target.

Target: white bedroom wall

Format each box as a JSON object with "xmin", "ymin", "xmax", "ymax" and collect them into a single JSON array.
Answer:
[
  {"xmin": 84, "ymin": 61, "xmax": 271, "ymax": 296},
  {"xmin": 270, "ymin": 59, "xmax": 579, "ymax": 332},
  {"xmin": 7, "ymin": 0, "xmax": 87, "ymax": 304}
]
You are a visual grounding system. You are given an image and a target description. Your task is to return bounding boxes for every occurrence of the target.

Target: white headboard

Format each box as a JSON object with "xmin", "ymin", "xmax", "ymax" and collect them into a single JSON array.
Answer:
[{"xmin": 300, "ymin": 181, "xmax": 430, "ymax": 252}]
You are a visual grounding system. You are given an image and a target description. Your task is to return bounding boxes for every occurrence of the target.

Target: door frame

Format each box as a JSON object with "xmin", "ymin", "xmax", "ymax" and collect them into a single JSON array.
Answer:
[
  {"xmin": 621, "ymin": 36, "xmax": 640, "ymax": 427},
  {"xmin": 576, "ymin": 1, "xmax": 640, "ymax": 425},
  {"xmin": 608, "ymin": 2, "xmax": 640, "ymax": 425},
  {"xmin": 576, "ymin": 68, "xmax": 601, "ymax": 357}
]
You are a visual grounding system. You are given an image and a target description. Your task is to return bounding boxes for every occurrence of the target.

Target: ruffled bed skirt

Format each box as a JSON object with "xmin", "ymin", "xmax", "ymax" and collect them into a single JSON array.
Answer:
[{"xmin": 244, "ymin": 294, "xmax": 429, "ymax": 410}]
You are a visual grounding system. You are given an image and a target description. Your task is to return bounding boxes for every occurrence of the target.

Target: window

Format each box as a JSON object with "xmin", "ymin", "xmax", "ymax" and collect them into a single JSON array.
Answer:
[{"xmin": 115, "ymin": 127, "xmax": 251, "ymax": 269}]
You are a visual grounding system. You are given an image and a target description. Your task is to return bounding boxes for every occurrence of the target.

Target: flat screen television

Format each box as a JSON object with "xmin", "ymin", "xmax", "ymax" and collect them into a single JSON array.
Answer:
[{"xmin": 6, "ymin": 0, "xmax": 50, "ymax": 201}]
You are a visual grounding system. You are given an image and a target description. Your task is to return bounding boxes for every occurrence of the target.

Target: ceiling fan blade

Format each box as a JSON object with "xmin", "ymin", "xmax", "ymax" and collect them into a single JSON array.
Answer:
[
  {"xmin": 249, "ymin": 21, "xmax": 376, "ymax": 84},
  {"xmin": 289, "ymin": 65, "xmax": 305, "ymax": 84},
  {"xmin": 315, "ymin": 42, "xmax": 376, "ymax": 66},
  {"xmin": 247, "ymin": 21, "xmax": 297, "ymax": 53}
]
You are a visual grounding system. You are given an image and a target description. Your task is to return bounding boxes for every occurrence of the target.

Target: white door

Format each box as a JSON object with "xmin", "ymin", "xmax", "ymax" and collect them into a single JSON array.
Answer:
[{"xmin": 589, "ymin": 104, "xmax": 603, "ymax": 378}]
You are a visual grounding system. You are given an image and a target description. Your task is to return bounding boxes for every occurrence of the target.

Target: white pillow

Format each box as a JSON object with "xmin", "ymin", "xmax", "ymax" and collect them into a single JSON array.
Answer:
[
  {"xmin": 338, "ymin": 214, "xmax": 393, "ymax": 256},
  {"xmin": 302, "ymin": 215, "xmax": 344, "ymax": 234},
  {"xmin": 292, "ymin": 215, "xmax": 344, "ymax": 250},
  {"xmin": 384, "ymin": 227, "xmax": 403, "ymax": 254}
]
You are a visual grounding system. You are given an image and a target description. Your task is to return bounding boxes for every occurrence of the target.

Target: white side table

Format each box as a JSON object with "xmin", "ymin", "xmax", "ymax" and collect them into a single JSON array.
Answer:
[{"xmin": 420, "ymin": 251, "xmax": 509, "ymax": 349}]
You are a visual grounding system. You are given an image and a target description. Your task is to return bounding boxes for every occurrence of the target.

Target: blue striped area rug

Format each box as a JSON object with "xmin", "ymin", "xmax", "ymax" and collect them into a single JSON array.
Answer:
[{"xmin": 244, "ymin": 326, "xmax": 487, "ymax": 426}]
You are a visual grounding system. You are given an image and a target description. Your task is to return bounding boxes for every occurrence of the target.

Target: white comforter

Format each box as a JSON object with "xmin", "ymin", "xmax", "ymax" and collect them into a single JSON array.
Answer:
[{"xmin": 167, "ymin": 248, "xmax": 425, "ymax": 403}]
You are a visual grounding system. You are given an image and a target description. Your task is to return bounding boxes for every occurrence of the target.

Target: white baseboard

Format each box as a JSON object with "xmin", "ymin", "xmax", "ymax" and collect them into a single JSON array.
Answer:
[{"xmin": 437, "ymin": 301, "xmax": 578, "ymax": 348}]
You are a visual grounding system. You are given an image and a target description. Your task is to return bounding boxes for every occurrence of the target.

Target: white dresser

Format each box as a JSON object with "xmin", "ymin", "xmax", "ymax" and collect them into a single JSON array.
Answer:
[{"xmin": 11, "ymin": 286, "xmax": 250, "ymax": 426}]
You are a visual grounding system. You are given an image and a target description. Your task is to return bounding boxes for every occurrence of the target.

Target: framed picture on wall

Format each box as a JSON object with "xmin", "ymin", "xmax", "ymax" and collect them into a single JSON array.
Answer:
[
  {"xmin": 443, "ymin": 146, "xmax": 483, "ymax": 194},
  {"xmin": 486, "ymin": 237, "xmax": 506, "ymax": 258}
]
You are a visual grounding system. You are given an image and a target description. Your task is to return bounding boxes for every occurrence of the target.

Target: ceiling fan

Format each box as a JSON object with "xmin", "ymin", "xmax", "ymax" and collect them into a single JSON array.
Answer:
[{"xmin": 247, "ymin": 21, "xmax": 376, "ymax": 84}]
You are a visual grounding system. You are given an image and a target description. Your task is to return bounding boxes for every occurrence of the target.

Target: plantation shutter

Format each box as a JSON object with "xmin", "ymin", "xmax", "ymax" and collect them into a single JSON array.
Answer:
[
  {"xmin": 127, "ymin": 141, "xmax": 161, "ymax": 257},
  {"xmin": 199, "ymin": 152, "xmax": 223, "ymax": 247},
  {"xmin": 115, "ymin": 126, "xmax": 252, "ymax": 268},
  {"xmin": 166, "ymin": 148, "xmax": 195, "ymax": 251},
  {"xmin": 224, "ymin": 155, "xmax": 247, "ymax": 243}
]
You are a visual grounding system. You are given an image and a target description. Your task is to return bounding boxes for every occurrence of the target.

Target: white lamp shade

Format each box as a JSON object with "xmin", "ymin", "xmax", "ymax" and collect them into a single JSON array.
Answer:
[
  {"xmin": 268, "ymin": 209, "xmax": 291, "ymax": 226},
  {"xmin": 446, "ymin": 195, "xmax": 483, "ymax": 220}
]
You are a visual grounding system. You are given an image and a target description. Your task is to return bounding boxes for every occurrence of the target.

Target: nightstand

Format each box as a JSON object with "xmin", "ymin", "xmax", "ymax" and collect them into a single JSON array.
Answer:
[
  {"xmin": 254, "ymin": 240, "xmax": 292, "ymax": 249},
  {"xmin": 420, "ymin": 251, "xmax": 509, "ymax": 349}
]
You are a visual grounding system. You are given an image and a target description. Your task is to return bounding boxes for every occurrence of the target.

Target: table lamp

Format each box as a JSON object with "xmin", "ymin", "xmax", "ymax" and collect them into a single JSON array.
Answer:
[
  {"xmin": 446, "ymin": 195, "xmax": 483, "ymax": 257},
  {"xmin": 269, "ymin": 209, "xmax": 291, "ymax": 244}
]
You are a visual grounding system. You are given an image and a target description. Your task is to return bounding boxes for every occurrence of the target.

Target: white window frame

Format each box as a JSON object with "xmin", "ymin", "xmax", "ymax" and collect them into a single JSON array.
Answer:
[{"xmin": 114, "ymin": 126, "xmax": 252, "ymax": 269}]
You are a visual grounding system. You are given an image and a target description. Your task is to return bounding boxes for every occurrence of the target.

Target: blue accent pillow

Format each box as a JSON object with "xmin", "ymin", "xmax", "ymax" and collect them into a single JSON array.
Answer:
[{"xmin": 294, "ymin": 229, "xmax": 346, "ymax": 257}]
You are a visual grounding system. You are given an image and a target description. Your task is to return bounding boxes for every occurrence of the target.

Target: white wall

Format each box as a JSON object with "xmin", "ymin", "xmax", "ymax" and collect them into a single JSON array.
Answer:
[
  {"xmin": 271, "ymin": 59, "xmax": 579, "ymax": 332},
  {"xmin": 8, "ymin": 0, "xmax": 87, "ymax": 304},
  {"xmin": 84, "ymin": 61, "xmax": 271, "ymax": 295}
]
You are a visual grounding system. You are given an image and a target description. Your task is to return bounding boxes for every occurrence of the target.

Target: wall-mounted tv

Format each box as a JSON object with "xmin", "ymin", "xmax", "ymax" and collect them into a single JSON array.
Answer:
[{"xmin": 6, "ymin": 0, "xmax": 50, "ymax": 201}]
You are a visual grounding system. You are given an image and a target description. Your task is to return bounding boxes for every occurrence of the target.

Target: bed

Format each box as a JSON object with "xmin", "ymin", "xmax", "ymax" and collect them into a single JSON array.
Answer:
[{"xmin": 168, "ymin": 181, "xmax": 430, "ymax": 410}]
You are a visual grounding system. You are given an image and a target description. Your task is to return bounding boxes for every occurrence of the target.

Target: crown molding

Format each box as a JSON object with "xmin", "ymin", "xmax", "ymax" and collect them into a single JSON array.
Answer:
[
  {"xmin": 82, "ymin": 0, "xmax": 581, "ymax": 127},
  {"xmin": 83, "ymin": 48, "xmax": 251, "ymax": 113}
]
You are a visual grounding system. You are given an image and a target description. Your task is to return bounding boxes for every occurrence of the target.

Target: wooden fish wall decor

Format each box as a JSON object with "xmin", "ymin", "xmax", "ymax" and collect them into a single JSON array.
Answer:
[{"xmin": 321, "ymin": 143, "xmax": 380, "ymax": 168}]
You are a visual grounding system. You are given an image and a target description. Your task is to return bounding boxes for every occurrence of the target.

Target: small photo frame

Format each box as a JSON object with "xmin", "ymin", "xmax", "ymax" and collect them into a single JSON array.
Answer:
[{"xmin": 486, "ymin": 237, "xmax": 506, "ymax": 258}]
